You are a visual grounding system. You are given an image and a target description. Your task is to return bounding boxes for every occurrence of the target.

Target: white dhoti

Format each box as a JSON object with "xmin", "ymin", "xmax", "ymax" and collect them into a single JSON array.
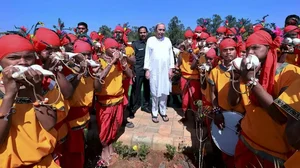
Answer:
[
  {"xmin": 151, "ymin": 94, "xmax": 168, "ymax": 116},
  {"xmin": 144, "ymin": 36, "xmax": 175, "ymax": 117}
]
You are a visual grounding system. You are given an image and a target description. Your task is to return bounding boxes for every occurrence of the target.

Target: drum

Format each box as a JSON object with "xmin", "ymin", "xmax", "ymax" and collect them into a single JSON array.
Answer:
[{"xmin": 211, "ymin": 111, "xmax": 244, "ymax": 156}]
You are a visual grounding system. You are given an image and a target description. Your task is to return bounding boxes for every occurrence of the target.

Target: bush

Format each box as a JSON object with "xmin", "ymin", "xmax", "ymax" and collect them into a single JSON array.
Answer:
[
  {"xmin": 164, "ymin": 144, "xmax": 176, "ymax": 161},
  {"xmin": 113, "ymin": 141, "xmax": 150, "ymax": 161}
]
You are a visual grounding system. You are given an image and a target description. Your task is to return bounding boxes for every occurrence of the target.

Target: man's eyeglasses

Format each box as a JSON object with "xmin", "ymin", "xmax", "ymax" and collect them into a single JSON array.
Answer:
[{"xmin": 77, "ymin": 27, "xmax": 86, "ymax": 30}]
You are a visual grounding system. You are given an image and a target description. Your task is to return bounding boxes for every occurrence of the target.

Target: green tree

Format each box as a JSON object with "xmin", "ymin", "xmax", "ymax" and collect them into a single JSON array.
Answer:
[
  {"xmin": 148, "ymin": 26, "xmax": 156, "ymax": 37},
  {"xmin": 98, "ymin": 25, "xmax": 112, "ymax": 37},
  {"xmin": 224, "ymin": 15, "xmax": 237, "ymax": 28},
  {"xmin": 196, "ymin": 18, "xmax": 212, "ymax": 33},
  {"xmin": 210, "ymin": 14, "xmax": 223, "ymax": 35},
  {"xmin": 265, "ymin": 22, "xmax": 276, "ymax": 30},
  {"xmin": 167, "ymin": 16, "xmax": 185, "ymax": 45},
  {"xmin": 127, "ymin": 26, "xmax": 139, "ymax": 42},
  {"xmin": 186, "ymin": 26, "xmax": 192, "ymax": 30}
]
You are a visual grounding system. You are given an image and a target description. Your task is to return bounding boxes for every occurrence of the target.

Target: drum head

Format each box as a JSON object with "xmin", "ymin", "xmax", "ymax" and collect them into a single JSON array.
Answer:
[{"xmin": 211, "ymin": 111, "xmax": 243, "ymax": 156}]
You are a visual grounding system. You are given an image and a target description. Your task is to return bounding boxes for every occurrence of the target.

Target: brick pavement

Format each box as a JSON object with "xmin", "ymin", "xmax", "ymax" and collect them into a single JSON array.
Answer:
[{"xmin": 116, "ymin": 107, "xmax": 200, "ymax": 151}]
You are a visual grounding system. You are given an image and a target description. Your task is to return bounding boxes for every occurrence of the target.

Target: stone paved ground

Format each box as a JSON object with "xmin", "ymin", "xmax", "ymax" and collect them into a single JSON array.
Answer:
[{"xmin": 116, "ymin": 107, "xmax": 200, "ymax": 151}]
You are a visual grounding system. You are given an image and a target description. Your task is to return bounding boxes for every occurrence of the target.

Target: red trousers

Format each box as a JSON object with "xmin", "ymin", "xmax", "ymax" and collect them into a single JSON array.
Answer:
[
  {"xmin": 234, "ymin": 139, "xmax": 283, "ymax": 168},
  {"xmin": 96, "ymin": 103, "xmax": 123, "ymax": 146},
  {"xmin": 222, "ymin": 153, "xmax": 235, "ymax": 168},
  {"xmin": 63, "ymin": 107, "xmax": 90, "ymax": 168},
  {"xmin": 62, "ymin": 129, "xmax": 85, "ymax": 168},
  {"xmin": 180, "ymin": 77, "xmax": 201, "ymax": 112}
]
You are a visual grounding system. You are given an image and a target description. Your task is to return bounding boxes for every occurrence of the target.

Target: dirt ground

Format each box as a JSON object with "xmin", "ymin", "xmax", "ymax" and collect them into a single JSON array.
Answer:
[{"xmin": 109, "ymin": 150, "xmax": 196, "ymax": 168}]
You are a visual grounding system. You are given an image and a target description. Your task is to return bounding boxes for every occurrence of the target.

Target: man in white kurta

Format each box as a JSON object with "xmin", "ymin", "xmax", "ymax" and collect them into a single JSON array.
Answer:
[{"xmin": 144, "ymin": 23, "xmax": 175, "ymax": 123}]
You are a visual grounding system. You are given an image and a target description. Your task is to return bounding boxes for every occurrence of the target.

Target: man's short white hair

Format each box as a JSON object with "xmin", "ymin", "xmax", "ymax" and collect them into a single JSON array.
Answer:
[{"xmin": 155, "ymin": 23, "xmax": 165, "ymax": 32}]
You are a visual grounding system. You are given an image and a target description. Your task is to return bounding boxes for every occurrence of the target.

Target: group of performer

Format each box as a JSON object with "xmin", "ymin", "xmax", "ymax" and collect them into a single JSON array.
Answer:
[
  {"xmin": 0, "ymin": 14, "xmax": 299, "ymax": 168},
  {"xmin": 172, "ymin": 14, "xmax": 300, "ymax": 168}
]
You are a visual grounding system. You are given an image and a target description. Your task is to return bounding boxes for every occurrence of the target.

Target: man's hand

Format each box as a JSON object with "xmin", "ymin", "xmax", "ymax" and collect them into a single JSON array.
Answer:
[
  {"xmin": 145, "ymin": 70, "xmax": 150, "ymax": 80},
  {"xmin": 214, "ymin": 113, "xmax": 225, "ymax": 130},
  {"xmin": 169, "ymin": 69, "xmax": 174, "ymax": 79}
]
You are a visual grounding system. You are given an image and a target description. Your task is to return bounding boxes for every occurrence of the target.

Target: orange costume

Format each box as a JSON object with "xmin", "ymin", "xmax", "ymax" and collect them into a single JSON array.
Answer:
[
  {"xmin": 63, "ymin": 40, "xmax": 94, "ymax": 168},
  {"xmin": 208, "ymin": 39, "xmax": 243, "ymax": 168},
  {"xmin": 0, "ymin": 35, "xmax": 63, "ymax": 168},
  {"xmin": 192, "ymin": 26, "xmax": 203, "ymax": 49},
  {"xmin": 95, "ymin": 38, "xmax": 125, "ymax": 146},
  {"xmin": 113, "ymin": 25, "xmax": 133, "ymax": 108},
  {"xmin": 33, "ymin": 27, "xmax": 70, "ymax": 166},
  {"xmin": 179, "ymin": 30, "xmax": 201, "ymax": 113},
  {"xmin": 234, "ymin": 30, "xmax": 300, "ymax": 168},
  {"xmin": 274, "ymin": 79, "xmax": 300, "ymax": 168}
]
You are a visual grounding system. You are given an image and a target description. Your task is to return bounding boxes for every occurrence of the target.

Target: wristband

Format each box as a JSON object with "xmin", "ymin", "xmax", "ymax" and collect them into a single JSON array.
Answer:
[
  {"xmin": 33, "ymin": 98, "xmax": 49, "ymax": 107},
  {"xmin": 246, "ymin": 77, "xmax": 258, "ymax": 87},
  {"xmin": 0, "ymin": 107, "xmax": 16, "ymax": 121}
]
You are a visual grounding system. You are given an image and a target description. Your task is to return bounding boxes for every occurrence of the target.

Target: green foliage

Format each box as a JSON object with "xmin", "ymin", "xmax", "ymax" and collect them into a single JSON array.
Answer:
[
  {"xmin": 97, "ymin": 14, "xmax": 280, "ymax": 42},
  {"xmin": 112, "ymin": 141, "xmax": 137, "ymax": 159},
  {"xmin": 127, "ymin": 26, "xmax": 139, "ymax": 42},
  {"xmin": 164, "ymin": 144, "xmax": 176, "ymax": 161},
  {"xmin": 137, "ymin": 144, "xmax": 150, "ymax": 161},
  {"xmin": 167, "ymin": 16, "xmax": 185, "ymax": 45},
  {"xmin": 98, "ymin": 25, "xmax": 112, "ymax": 38},
  {"xmin": 112, "ymin": 141, "xmax": 150, "ymax": 161}
]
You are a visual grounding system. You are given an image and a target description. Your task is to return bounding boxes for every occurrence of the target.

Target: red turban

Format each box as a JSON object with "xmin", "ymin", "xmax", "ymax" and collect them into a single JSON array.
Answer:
[
  {"xmin": 90, "ymin": 31, "xmax": 100, "ymax": 41},
  {"xmin": 104, "ymin": 38, "xmax": 119, "ymax": 49},
  {"xmin": 253, "ymin": 24, "xmax": 263, "ymax": 32},
  {"xmin": 246, "ymin": 30, "xmax": 281, "ymax": 98},
  {"xmin": 194, "ymin": 26, "xmax": 203, "ymax": 33},
  {"xmin": 240, "ymin": 42, "xmax": 246, "ymax": 51},
  {"xmin": 0, "ymin": 35, "xmax": 34, "ymax": 60},
  {"xmin": 61, "ymin": 33, "xmax": 77, "ymax": 46},
  {"xmin": 206, "ymin": 36, "xmax": 217, "ymax": 43},
  {"xmin": 217, "ymin": 27, "xmax": 226, "ymax": 34},
  {"xmin": 33, "ymin": 27, "xmax": 61, "ymax": 52},
  {"xmin": 284, "ymin": 25, "xmax": 300, "ymax": 33},
  {"xmin": 200, "ymin": 32, "xmax": 210, "ymax": 39},
  {"xmin": 226, "ymin": 28, "xmax": 237, "ymax": 36},
  {"xmin": 68, "ymin": 34, "xmax": 77, "ymax": 42},
  {"xmin": 206, "ymin": 48, "xmax": 220, "ymax": 68},
  {"xmin": 206, "ymin": 48, "xmax": 217, "ymax": 59},
  {"xmin": 219, "ymin": 38, "xmax": 237, "ymax": 51},
  {"xmin": 73, "ymin": 40, "xmax": 92, "ymax": 53},
  {"xmin": 114, "ymin": 25, "xmax": 124, "ymax": 32},
  {"xmin": 184, "ymin": 30, "xmax": 193, "ymax": 38}
]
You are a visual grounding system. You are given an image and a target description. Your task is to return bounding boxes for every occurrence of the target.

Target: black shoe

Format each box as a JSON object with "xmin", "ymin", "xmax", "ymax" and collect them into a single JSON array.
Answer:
[
  {"xmin": 141, "ymin": 107, "xmax": 151, "ymax": 113},
  {"xmin": 126, "ymin": 122, "xmax": 134, "ymax": 128},
  {"xmin": 132, "ymin": 105, "xmax": 140, "ymax": 113},
  {"xmin": 129, "ymin": 113, "xmax": 135, "ymax": 119}
]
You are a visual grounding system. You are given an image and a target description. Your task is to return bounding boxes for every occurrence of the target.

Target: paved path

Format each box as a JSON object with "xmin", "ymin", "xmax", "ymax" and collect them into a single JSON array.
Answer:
[{"xmin": 116, "ymin": 107, "xmax": 200, "ymax": 151}]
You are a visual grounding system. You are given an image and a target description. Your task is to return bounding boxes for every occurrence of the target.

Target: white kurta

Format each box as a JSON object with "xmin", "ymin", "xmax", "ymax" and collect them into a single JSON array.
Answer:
[{"xmin": 144, "ymin": 36, "xmax": 175, "ymax": 97}]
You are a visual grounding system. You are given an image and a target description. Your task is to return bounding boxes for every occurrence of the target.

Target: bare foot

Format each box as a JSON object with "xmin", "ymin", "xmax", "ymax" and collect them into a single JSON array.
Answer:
[
  {"xmin": 108, "ymin": 144, "xmax": 115, "ymax": 156},
  {"xmin": 109, "ymin": 153, "xmax": 119, "ymax": 166},
  {"xmin": 101, "ymin": 146, "xmax": 110, "ymax": 164}
]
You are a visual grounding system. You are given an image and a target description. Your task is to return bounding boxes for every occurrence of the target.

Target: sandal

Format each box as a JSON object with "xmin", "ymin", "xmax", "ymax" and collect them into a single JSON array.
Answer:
[
  {"xmin": 161, "ymin": 115, "xmax": 169, "ymax": 122},
  {"xmin": 152, "ymin": 116, "xmax": 159, "ymax": 123}
]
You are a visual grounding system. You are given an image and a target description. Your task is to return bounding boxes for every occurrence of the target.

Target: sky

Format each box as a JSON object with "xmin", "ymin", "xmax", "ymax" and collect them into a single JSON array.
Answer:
[{"xmin": 0, "ymin": 0, "xmax": 299, "ymax": 34}]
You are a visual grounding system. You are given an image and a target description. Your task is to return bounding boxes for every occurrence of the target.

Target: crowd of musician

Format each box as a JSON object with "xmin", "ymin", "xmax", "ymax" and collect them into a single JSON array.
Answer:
[{"xmin": 0, "ymin": 14, "xmax": 300, "ymax": 168}]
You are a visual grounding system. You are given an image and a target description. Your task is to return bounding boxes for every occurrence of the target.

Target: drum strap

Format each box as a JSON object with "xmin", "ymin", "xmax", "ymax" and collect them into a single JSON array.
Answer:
[{"xmin": 240, "ymin": 131, "xmax": 294, "ymax": 159}]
